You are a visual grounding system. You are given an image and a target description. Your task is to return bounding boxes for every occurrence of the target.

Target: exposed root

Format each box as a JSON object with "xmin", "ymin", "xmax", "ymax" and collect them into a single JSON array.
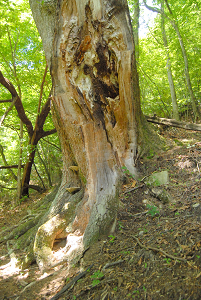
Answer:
[
  {"xmin": 132, "ymin": 235, "xmax": 190, "ymax": 262},
  {"xmin": 34, "ymin": 189, "xmax": 84, "ymax": 272}
]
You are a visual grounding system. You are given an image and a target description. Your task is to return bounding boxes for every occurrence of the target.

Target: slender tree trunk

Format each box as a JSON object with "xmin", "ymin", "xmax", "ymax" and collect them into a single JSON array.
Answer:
[
  {"xmin": 0, "ymin": 68, "xmax": 56, "ymax": 196},
  {"xmin": 166, "ymin": 11, "xmax": 200, "ymax": 121},
  {"xmin": 37, "ymin": 142, "xmax": 52, "ymax": 187},
  {"xmin": 0, "ymin": 144, "xmax": 17, "ymax": 181},
  {"xmin": 161, "ymin": 0, "xmax": 179, "ymax": 120},
  {"xmin": 143, "ymin": 0, "xmax": 200, "ymax": 121},
  {"xmin": 21, "ymin": 97, "xmax": 56, "ymax": 196},
  {"xmin": 34, "ymin": 162, "xmax": 46, "ymax": 189},
  {"xmin": 21, "ymin": 139, "xmax": 38, "ymax": 196},
  {"xmin": 16, "ymin": 120, "xmax": 23, "ymax": 202},
  {"xmin": 132, "ymin": 0, "xmax": 140, "ymax": 62},
  {"xmin": 29, "ymin": 0, "xmax": 147, "ymax": 271}
]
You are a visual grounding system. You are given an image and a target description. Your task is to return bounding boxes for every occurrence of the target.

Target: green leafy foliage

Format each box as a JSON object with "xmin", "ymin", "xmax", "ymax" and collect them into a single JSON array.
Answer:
[
  {"xmin": 0, "ymin": 0, "xmax": 62, "ymax": 203},
  {"xmin": 90, "ymin": 270, "xmax": 104, "ymax": 287},
  {"xmin": 108, "ymin": 235, "xmax": 116, "ymax": 243},
  {"xmin": 128, "ymin": 0, "xmax": 201, "ymax": 119},
  {"xmin": 146, "ymin": 204, "xmax": 159, "ymax": 217}
]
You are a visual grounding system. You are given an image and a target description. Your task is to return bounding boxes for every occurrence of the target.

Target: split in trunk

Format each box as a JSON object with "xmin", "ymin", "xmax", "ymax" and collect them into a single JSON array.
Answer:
[{"xmin": 28, "ymin": 0, "xmax": 155, "ymax": 271}]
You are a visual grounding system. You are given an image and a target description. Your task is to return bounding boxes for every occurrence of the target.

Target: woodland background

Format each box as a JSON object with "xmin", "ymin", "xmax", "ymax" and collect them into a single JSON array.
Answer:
[{"xmin": 0, "ymin": 0, "xmax": 200, "ymax": 204}]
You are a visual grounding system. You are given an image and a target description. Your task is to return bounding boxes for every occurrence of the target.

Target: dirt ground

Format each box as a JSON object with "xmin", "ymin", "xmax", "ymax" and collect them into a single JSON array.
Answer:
[{"xmin": 0, "ymin": 126, "xmax": 201, "ymax": 300}]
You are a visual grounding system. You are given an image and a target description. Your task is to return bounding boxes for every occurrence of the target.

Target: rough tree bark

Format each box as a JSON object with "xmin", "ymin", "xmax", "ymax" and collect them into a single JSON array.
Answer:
[{"xmin": 29, "ymin": 0, "xmax": 147, "ymax": 271}]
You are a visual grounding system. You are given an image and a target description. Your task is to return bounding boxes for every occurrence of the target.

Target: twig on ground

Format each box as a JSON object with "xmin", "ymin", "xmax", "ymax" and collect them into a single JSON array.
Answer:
[
  {"xmin": 102, "ymin": 259, "xmax": 124, "ymax": 271},
  {"xmin": 132, "ymin": 235, "xmax": 189, "ymax": 262},
  {"xmin": 120, "ymin": 211, "xmax": 148, "ymax": 218},
  {"xmin": 124, "ymin": 184, "xmax": 144, "ymax": 194},
  {"xmin": 74, "ymin": 278, "xmax": 116, "ymax": 299},
  {"xmin": 109, "ymin": 245, "xmax": 137, "ymax": 253},
  {"xmin": 49, "ymin": 264, "xmax": 94, "ymax": 300}
]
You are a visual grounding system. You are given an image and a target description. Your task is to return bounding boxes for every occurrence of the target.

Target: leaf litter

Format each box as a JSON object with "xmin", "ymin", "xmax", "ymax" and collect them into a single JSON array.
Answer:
[{"xmin": 0, "ymin": 127, "xmax": 201, "ymax": 300}]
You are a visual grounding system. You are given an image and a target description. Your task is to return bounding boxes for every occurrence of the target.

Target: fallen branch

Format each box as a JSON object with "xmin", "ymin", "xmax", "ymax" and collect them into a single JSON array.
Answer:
[
  {"xmin": 120, "ymin": 211, "xmax": 148, "ymax": 218},
  {"xmin": 146, "ymin": 115, "xmax": 201, "ymax": 132},
  {"xmin": 124, "ymin": 184, "xmax": 144, "ymax": 194},
  {"xmin": 132, "ymin": 235, "xmax": 188, "ymax": 262},
  {"xmin": 102, "ymin": 259, "xmax": 124, "ymax": 271},
  {"xmin": 50, "ymin": 264, "xmax": 94, "ymax": 300},
  {"xmin": 74, "ymin": 278, "xmax": 116, "ymax": 299}
]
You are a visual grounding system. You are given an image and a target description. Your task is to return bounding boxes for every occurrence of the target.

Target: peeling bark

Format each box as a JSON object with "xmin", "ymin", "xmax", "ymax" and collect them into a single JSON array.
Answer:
[{"xmin": 29, "ymin": 0, "xmax": 144, "ymax": 271}]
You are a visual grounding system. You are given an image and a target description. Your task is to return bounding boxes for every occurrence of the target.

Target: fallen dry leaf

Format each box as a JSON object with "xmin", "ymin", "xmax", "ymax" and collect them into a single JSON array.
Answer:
[
  {"xmin": 138, "ymin": 257, "xmax": 142, "ymax": 265},
  {"xmin": 131, "ymin": 180, "xmax": 137, "ymax": 188}
]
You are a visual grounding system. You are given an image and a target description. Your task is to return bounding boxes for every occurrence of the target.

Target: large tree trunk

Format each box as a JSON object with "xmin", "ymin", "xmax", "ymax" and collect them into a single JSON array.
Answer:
[{"xmin": 29, "ymin": 0, "xmax": 143, "ymax": 271}]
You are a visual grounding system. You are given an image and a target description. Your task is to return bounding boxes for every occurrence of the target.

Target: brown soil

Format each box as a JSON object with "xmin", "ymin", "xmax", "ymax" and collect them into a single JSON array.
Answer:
[{"xmin": 0, "ymin": 127, "xmax": 201, "ymax": 300}]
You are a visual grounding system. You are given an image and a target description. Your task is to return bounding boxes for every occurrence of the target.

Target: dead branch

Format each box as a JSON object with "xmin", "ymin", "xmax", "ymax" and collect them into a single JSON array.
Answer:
[
  {"xmin": 0, "ymin": 164, "xmax": 25, "ymax": 169},
  {"xmin": 102, "ymin": 259, "xmax": 124, "ymax": 271},
  {"xmin": 146, "ymin": 115, "xmax": 201, "ymax": 131}
]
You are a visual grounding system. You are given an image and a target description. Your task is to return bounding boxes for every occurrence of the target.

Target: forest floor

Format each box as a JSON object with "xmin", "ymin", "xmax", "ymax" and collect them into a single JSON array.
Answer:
[{"xmin": 0, "ymin": 126, "xmax": 201, "ymax": 300}]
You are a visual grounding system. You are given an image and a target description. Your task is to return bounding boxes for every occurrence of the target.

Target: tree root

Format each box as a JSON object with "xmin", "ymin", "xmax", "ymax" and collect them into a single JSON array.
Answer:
[
  {"xmin": 0, "ymin": 214, "xmax": 42, "ymax": 245},
  {"xmin": 132, "ymin": 235, "xmax": 191, "ymax": 262},
  {"xmin": 50, "ymin": 264, "xmax": 94, "ymax": 300},
  {"xmin": 0, "ymin": 185, "xmax": 60, "ymax": 270}
]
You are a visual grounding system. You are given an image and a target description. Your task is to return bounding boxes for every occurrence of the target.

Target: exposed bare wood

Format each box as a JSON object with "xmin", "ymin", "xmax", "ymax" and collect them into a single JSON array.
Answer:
[{"xmin": 29, "ymin": 0, "xmax": 145, "ymax": 272}]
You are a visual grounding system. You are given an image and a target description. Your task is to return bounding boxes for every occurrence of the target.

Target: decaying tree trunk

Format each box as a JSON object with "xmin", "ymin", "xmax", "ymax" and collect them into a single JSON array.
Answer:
[{"xmin": 29, "ymin": 0, "xmax": 145, "ymax": 271}]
